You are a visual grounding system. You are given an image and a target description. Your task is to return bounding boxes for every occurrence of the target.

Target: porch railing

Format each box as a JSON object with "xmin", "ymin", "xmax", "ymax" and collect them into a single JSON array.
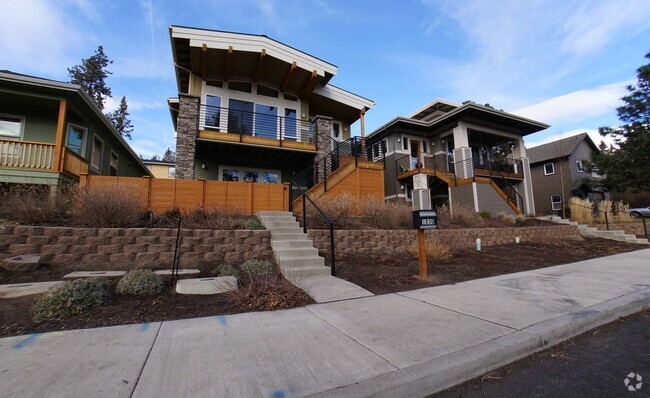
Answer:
[
  {"xmin": 62, "ymin": 147, "xmax": 89, "ymax": 177},
  {"xmin": 0, "ymin": 139, "xmax": 56, "ymax": 169},
  {"xmin": 473, "ymin": 157, "xmax": 523, "ymax": 175},
  {"xmin": 198, "ymin": 104, "xmax": 314, "ymax": 143}
]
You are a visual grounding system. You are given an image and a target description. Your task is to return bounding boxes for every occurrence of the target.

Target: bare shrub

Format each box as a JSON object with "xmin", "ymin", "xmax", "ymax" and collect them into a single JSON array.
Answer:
[
  {"xmin": 74, "ymin": 184, "xmax": 144, "ymax": 227},
  {"xmin": 148, "ymin": 207, "xmax": 252, "ymax": 230},
  {"xmin": 436, "ymin": 202, "xmax": 485, "ymax": 229},
  {"xmin": 358, "ymin": 197, "xmax": 410, "ymax": 229},
  {"xmin": 614, "ymin": 201, "xmax": 634, "ymax": 223},
  {"xmin": 569, "ymin": 197, "xmax": 593, "ymax": 224},
  {"xmin": 240, "ymin": 259, "xmax": 275, "ymax": 275},
  {"xmin": 497, "ymin": 212, "xmax": 517, "ymax": 225},
  {"xmin": 596, "ymin": 199, "xmax": 612, "ymax": 223},
  {"xmin": 225, "ymin": 273, "xmax": 314, "ymax": 312},
  {"xmin": 407, "ymin": 236, "xmax": 454, "ymax": 260},
  {"xmin": 0, "ymin": 184, "xmax": 73, "ymax": 225},
  {"xmin": 305, "ymin": 192, "xmax": 357, "ymax": 228}
]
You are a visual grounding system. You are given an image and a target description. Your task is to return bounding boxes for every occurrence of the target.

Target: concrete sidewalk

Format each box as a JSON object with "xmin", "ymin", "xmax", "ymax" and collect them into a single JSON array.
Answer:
[{"xmin": 1, "ymin": 250, "xmax": 649, "ymax": 398}]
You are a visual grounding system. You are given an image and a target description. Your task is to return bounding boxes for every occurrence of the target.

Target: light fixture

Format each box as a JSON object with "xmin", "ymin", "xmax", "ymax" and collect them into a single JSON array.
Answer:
[
  {"xmin": 400, "ymin": 184, "xmax": 405, "ymax": 190},
  {"xmin": 441, "ymin": 138, "xmax": 445, "ymax": 144},
  {"xmin": 397, "ymin": 137, "xmax": 401, "ymax": 143},
  {"xmin": 201, "ymin": 164, "xmax": 206, "ymax": 169}
]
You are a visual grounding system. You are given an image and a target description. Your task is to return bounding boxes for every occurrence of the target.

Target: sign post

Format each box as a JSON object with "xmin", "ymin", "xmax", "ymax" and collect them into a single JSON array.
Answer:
[{"xmin": 411, "ymin": 173, "xmax": 437, "ymax": 280}]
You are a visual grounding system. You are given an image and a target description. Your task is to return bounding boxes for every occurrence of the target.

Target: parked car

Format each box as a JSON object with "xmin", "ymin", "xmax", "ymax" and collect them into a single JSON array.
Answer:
[{"xmin": 629, "ymin": 206, "xmax": 650, "ymax": 218}]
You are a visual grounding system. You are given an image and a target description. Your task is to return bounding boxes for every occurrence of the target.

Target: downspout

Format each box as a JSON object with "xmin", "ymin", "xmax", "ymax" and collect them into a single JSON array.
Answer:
[{"xmin": 560, "ymin": 156, "xmax": 566, "ymax": 218}]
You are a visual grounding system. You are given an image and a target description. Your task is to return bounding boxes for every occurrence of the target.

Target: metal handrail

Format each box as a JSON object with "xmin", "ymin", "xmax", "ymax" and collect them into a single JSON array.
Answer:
[{"xmin": 291, "ymin": 181, "xmax": 336, "ymax": 276}]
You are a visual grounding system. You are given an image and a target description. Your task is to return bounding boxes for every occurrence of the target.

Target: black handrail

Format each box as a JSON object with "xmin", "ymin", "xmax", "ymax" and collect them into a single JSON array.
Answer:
[
  {"xmin": 171, "ymin": 217, "xmax": 183, "ymax": 282},
  {"xmin": 291, "ymin": 181, "xmax": 336, "ymax": 276}
]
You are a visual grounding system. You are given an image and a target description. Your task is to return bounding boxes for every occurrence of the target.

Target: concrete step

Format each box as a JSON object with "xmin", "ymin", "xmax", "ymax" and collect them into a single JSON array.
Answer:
[
  {"xmin": 267, "ymin": 227, "xmax": 304, "ymax": 234},
  {"xmin": 278, "ymin": 264, "xmax": 331, "ymax": 278},
  {"xmin": 263, "ymin": 221, "xmax": 300, "ymax": 229},
  {"xmin": 271, "ymin": 233, "xmax": 310, "ymax": 242},
  {"xmin": 274, "ymin": 247, "xmax": 319, "ymax": 258},
  {"xmin": 289, "ymin": 275, "xmax": 374, "ymax": 303},
  {"xmin": 259, "ymin": 216, "xmax": 297, "ymax": 223},
  {"xmin": 271, "ymin": 240, "xmax": 315, "ymax": 249},
  {"xmin": 256, "ymin": 211, "xmax": 293, "ymax": 217},
  {"xmin": 636, "ymin": 238, "xmax": 648, "ymax": 244},
  {"xmin": 279, "ymin": 256, "xmax": 325, "ymax": 268}
]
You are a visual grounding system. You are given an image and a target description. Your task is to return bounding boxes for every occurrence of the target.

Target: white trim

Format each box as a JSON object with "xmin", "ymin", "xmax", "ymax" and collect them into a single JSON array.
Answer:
[
  {"xmin": 90, "ymin": 134, "xmax": 104, "ymax": 172},
  {"xmin": 312, "ymin": 84, "xmax": 375, "ymax": 110},
  {"xmin": 66, "ymin": 123, "xmax": 88, "ymax": 157},
  {"xmin": 407, "ymin": 98, "xmax": 461, "ymax": 118},
  {"xmin": 550, "ymin": 194, "xmax": 562, "ymax": 211},
  {"xmin": 448, "ymin": 187, "xmax": 453, "ymax": 216},
  {"xmin": 0, "ymin": 113, "xmax": 25, "ymax": 139},
  {"xmin": 218, "ymin": 165, "xmax": 282, "ymax": 183},
  {"xmin": 576, "ymin": 160, "xmax": 584, "ymax": 173},
  {"xmin": 543, "ymin": 162, "xmax": 555, "ymax": 176},
  {"xmin": 472, "ymin": 182, "xmax": 479, "ymax": 212},
  {"xmin": 465, "ymin": 122, "xmax": 522, "ymax": 140},
  {"xmin": 109, "ymin": 150, "xmax": 119, "ymax": 176}
]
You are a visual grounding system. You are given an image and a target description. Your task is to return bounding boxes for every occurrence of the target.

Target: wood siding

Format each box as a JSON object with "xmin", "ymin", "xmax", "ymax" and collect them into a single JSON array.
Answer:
[{"xmin": 476, "ymin": 183, "xmax": 516, "ymax": 216}]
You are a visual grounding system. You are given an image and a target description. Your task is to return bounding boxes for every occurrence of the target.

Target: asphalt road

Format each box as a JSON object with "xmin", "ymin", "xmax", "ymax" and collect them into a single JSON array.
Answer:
[{"xmin": 434, "ymin": 309, "xmax": 650, "ymax": 398}]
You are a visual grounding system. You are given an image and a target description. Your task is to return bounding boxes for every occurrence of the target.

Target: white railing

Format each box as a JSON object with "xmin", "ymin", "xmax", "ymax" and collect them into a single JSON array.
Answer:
[{"xmin": 0, "ymin": 139, "xmax": 55, "ymax": 169}]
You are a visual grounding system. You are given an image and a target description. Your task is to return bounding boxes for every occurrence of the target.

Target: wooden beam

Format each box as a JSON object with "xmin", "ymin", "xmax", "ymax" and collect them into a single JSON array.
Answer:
[
  {"xmin": 224, "ymin": 46, "xmax": 234, "ymax": 81},
  {"xmin": 53, "ymin": 99, "xmax": 67, "ymax": 172},
  {"xmin": 253, "ymin": 49, "xmax": 266, "ymax": 82},
  {"xmin": 201, "ymin": 43, "xmax": 207, "ymax": 81},
  {"xmin": 281, "ymin": 62, "xmax": 297, "ymax": 91},
  {"xmin": 299, "ymin": 70, "xmax": 318, "ymax": 98}
]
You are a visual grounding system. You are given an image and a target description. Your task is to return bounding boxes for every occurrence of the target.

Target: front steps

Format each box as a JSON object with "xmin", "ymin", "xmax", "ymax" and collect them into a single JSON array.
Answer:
[
  {"xmin": 538, "ymin": 216, "xmax": 648, "ymax": 244},
  {"xmin": 257, "ymin": 211, "xmax": 373, "ymax": 303}
]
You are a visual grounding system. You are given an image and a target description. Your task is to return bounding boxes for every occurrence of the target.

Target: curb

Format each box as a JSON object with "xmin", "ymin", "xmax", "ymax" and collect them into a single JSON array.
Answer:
[{"xmin": 310, "ymin": 288, "xmax": 650, "ymax": 398}]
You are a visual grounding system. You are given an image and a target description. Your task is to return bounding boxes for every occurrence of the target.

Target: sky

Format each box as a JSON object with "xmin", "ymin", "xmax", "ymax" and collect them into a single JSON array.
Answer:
[{"xmin": 1, "ymin": 0, "xmax": 649, "ymax": 157}]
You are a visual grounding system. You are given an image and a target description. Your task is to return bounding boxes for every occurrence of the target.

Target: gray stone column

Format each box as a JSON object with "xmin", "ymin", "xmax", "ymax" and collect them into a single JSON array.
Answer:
[
  {"xmin": 175, "ymin": 94, "xmax": 200, "ymax": 180},
  {"xmin": 312, "ymin": 115, "xmax": 333, "ymax": 162}
]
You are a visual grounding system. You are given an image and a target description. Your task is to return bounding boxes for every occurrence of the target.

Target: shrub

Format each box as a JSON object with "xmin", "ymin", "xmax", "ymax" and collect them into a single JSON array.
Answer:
[
  {"xmin": 116, "ymin": 269, "xmax": 164, "ymax": 295},
  {"xmin": 569, "ymin": 197, "xmax": 593, "ymax": 224},
  {"xmin": 213, "ymin": 264, "xmax": 240, "ymax": 278},
  {"xmin": 497, "ymin": 212, "xmax": 516, "ymax": 225},
  {"xmin": 32, "ymin": 278, "xmax": 110, "ymax": 321},
  {"xmin": 407, "ymin": 236, "xmax": 454, "ymax": 260},
  {"xmin": 225, "ymin": 273, "xmax": 313, "ymax": 312},
  {"xmin": 478, "ymin": 210, "xmax": 492, "ymax": 219},
  {"xmin": 304, "ymin": 192, "xmax": 357, "ymax": 229},
  {"xmin": 614, "ymin": 200, "xmax": 634, "ymax": 222},
  {"xmin": 436, "ymin": 202, "xmax": 485, "ymax": 228},
  {"xmin": 241, "ymin": 259, "xmax": 275, "ymax": 275},
  {"xmin": 74, "ymin": 184, "xmax": 144, "ymax": 227},
  {"xmin": 0, "ymin": 184, "xmax": 73, "ymax": 225},
  {"xmin": 245, "ymin": 218, "xmax": 265, "ymax": 230},
  {"xmin": 149, "ymin": 208, "xmax": 251, "ymax": 230}
]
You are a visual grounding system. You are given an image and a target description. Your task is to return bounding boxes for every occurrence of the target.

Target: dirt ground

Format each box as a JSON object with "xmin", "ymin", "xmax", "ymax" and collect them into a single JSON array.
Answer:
[{"xmin": 336, "ymin": 237, "xmax": 648, "ymax": 295}]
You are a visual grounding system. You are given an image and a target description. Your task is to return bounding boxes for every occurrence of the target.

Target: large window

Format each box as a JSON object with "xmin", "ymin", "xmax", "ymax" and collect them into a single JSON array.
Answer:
[
  {"xmin": 0, "ymin": 114, "xmax": 24, "ymax": 138},
  {"xmin": 221, "ymin": 167, "xmax": 280, "ymax": 183},
  {"xmin": 551, "ymin": 195, "xmax": 562, "ymax": 211},
  {"xmin": 90, "ymin": 136, "xmax": 103, "ymax": 171},
  {"xmin": 205, "ymin": 95, "xmax": 221, "ymax": 128},
  {"xmin": 228, "ymin": 99, "xmax": 254, "ymax": 135},
  {"xmin": 254, "ymin": 104, "xmax": 278, "ymax": 139},
  {"xmin": 284, "ymin": 108, "xmax": 297, "ymax": 140},
  {"xmin": 67, "ymin": 124, "xmax": 87, "ymax": 155},
  {"xmin": 109, "ymin": 152, "xmax": 118, "ymax": 176},
  {"xmin": 544, "ymin": 162, "xmax": 555, "ymax": 176}
]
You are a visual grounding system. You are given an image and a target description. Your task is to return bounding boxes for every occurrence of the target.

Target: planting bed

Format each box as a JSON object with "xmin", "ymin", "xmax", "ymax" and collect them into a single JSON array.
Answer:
[{"xmin": 336, "ymin": 237, "xmax": 648, "ymax": 295}]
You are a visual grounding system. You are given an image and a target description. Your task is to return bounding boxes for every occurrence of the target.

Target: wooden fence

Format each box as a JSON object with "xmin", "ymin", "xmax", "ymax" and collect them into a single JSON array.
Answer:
[{"xmin": 79, "ymin": 175, "xmax": 290, "ymax": 215}]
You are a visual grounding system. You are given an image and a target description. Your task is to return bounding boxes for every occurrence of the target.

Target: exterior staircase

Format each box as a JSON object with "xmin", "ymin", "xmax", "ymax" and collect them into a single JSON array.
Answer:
[
  {"xmin": 538, "ymin": 216, "xmax": 648, "ymax": 244},
  {"xmin": 257, "ymin": 211, "xmax": 373, "ymax": 303}
]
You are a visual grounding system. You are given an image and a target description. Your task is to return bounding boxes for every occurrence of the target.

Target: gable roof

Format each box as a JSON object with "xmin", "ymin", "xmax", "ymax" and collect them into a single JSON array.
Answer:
[{"xmin": 526, "ymin": 133, "xmax": 598, "ymax": 164}]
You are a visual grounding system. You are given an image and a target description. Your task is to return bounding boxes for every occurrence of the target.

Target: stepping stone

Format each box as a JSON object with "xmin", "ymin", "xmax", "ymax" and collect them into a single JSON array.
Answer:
[
  {"xmin": 1, "ymin": 255, "xmax": 41, "ymax": 272},
  {"xmin": 176, "ymin": 277, "xmax": 238, "ymax": 295},
  {"xmin": 0, "ymin": 281, "xmax": 65, "ymax": 299},
  {"xmin": 154, "ymin": 269, "xmax": 200, "ymax": 276},
  {"xmin": 63, "ymin": 271, "xmax": 127, "ymax": 279}
]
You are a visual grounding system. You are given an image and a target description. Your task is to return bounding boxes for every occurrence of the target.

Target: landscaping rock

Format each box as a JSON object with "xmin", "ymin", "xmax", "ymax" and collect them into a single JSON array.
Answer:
[
  {"xmin": 63, "ymin": 271, "xmax": 127, "ymax": 279},
  {"xmin": 175, "ymin": 277, "xmax": 238, "ymax": 295},
  {"xmin": 1, "ymin": 254, "xmax": 41, "ymax": 272},
  {"xmin": 0, "ymin": 281, "xmax": 64, "ymax": 298},
  {"xmin": 154, "ymin": 269, "xmax": 200, "ymax": 276}
]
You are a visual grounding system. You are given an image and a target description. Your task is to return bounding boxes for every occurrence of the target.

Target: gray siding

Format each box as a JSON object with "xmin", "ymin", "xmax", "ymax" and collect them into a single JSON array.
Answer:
[
  {"xmin": 568, "ymin": 140, "xmax": 594, "ymax": 182},
  {"xmin": 450, "ymin": 184, "xmax": 475, "ymax": 210},
  {"xmin": 476, "ymin": 183, "xmax": 516, "ymax": 216},
  {"xmin": 530, "ymin": 159, "xmax": 571, "ymax": 215}
]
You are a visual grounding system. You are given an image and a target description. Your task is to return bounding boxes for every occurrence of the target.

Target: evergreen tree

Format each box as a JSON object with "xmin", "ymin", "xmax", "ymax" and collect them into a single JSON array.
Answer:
[
  {"xmin": 162, "ymin": 147, "xmax": 176, "ymax": 162},
  {"xmin": 106, "ymin": 96, "xmax": 134, "ymax": 140},
  {"xmin": 68, "ymin": 46, "xmax": 113, "ymax": 110},
  {"xmin": 594, "ymin": 51, "xmax": 650, "ymax": 192}
]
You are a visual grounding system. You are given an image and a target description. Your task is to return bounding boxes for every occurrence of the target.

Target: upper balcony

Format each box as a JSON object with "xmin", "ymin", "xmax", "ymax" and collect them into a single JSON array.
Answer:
[{"xmin": 197, "ymin": 104, "xmax": 316, "ymax": 152}]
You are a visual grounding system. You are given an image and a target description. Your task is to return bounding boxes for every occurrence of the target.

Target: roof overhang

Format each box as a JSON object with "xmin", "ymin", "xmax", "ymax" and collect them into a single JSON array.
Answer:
[
  {"xmin": 167, "ymin": 97, "xmax": 179, "ymax": 130},
  {"xmin": 310, "ymin": 84, "xmax": 375, "ymax": 124},
  {"xmin": 407, "ymin": 98, "xmax": 461, "ymax": 120},
  {"xmin": 170, "ymin": 25, "xmax": 337, "ymax": 96}
]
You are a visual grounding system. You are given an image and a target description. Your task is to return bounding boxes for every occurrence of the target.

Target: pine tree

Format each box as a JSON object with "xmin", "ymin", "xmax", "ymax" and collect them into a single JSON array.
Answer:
[
  {"xmin": 106, "ymin": 96, "xmax": 134, "ymax": 140},
  {"xmin": 594, "ymin": 50, "xmax": 650, "ymax": 192},
  {"xmin": 68, "ymin": 46, "xmax": 113, "ymax": 110},
  {"xmin": 162, "ymin": 147, "xmax": 176, "ymax": 162}
]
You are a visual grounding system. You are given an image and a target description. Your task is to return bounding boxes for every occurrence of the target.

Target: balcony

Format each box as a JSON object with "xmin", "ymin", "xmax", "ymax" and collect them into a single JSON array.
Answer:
[
  {"xmin": 197, "ymin": 104, "xmax": 316, "ymax": 152},
  {"xmin": 0, "ymin": 139, "xmax": 88, "ymax": 179}
]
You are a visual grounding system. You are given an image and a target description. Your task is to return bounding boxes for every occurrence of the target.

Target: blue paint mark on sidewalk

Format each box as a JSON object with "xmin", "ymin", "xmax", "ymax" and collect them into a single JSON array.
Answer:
[
  {"xmin": 216, "ymin": 315, "xmax": 227, "ymax": 326},
  {"xmin": 140, "ymin": 323, "xmax": 150, "ymax": 331},
  {"xmin": 271, "ymin": 391, "xmax": 286, "ymax": 398},
  {"xmin": 13, "ymin": 333, "xmax": 42, "ymax": 349}
]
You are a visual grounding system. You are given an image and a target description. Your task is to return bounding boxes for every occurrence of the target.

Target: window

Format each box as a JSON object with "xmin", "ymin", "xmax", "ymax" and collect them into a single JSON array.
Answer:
[
  {"xmin": 283, "ymin": 93, "xmax": 298, "ymax": 101},
  {"xmin": 222, "ymin": 169, "xmax": 240, "ymax": 181},
  {"xmin": 206, "ymin": 80, "xmax": 223, "ymax": 88},
  {"xmin": 0, "ymin": 114, "xmax": 24, "ymax": 138},
  {"xmin": 254, "ymin": 104, "xmax": 278, "ymax": 138},
  {"xmin": 551, "ymin": 195, "xmax": 562, "ymax": 211},
  {"xmin": 66, "ymin": 124, "xmax": 87, "ymax": 155},
  {"xmin": 543, "ymin": 162, "xmax": 555, "ymax": 176},
  {"xmin": 403, "ymin": 137, "xmax": 409, "ymax": 151},
  {"xmin": 109, "ymin": 152, "xmax": 119, "ymax": 176},
  {"xmin": 257, "ymin": 84, "xmax": 279, "ymax": 98},
  {"xmin": 284, "ymin": 108, "xmax": 297, "ymax": 140},
  {"xmin": 591, "ymin": 164, "xmax": 602, "ymax": 179},
  {"xmin": 168, "ymin": 166, "xmax": 176, "ymax": 178},
  {"xmin": 332, "ymin": 122, "xmax": 340, "ymax": 140},
  {"xmin": 228, "ymin": 99, "xmax": 254, "ymax": 135},
  {"xmin": 576, "ymin": 160, "xmax": 584, "ymax": 173},
  {"xmin": 228, "ymin": 81, "xmax": 252, "ymax": 93},
  {"xmin": 90, "ymin": 135, "xmax": 103, "ymax": 172},
  {"xmin": 242, "ymin": 170, "xmax": 259, "ymax": 182},
  {"xmin": 422, "ymin": 141, "xmax": 427, "ymax": 153},
  {"xmin": 205, "ymin": 95, "xmax": 221, "ymax": 128},
  {"xmin": 262, "ymin": 172, "xmax": 279, "ymax": 184}
]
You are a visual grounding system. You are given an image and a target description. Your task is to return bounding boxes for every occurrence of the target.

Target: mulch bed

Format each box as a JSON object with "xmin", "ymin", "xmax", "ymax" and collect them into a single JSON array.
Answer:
[{"xmin": 335, "ymin": 237, "xmax": 648, "ymax": 295}]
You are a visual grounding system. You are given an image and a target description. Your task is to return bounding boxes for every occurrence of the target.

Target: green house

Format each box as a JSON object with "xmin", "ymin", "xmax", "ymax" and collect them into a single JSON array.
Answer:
[{"xmin": 0, "ymin": 70, "xmax": 151, "ymax": 188}]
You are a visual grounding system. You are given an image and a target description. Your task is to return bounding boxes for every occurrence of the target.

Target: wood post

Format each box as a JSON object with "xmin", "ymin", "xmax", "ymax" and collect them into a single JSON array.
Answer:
[
  {"xmin": 53, "ymin": 99, "xmax": 67, "ymax": 172},
  {"xmin": 282, "ymin": 182, "xmax": 290, "ymax": 211},
  {"xmin": 246, "ymin": 181, "xmax": 253, "ymax": 215},
  {"xmin": 418, "ymin": 229, "xmax": 427, "ymax": 279}
]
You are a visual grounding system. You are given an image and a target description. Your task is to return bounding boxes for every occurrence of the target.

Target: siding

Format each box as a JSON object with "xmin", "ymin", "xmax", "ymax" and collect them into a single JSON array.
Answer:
[
  {"xmin": 530, "ymin": 159, "xmax": 572, "ymax": 215},
  {"xmin": 476, "ymin": 183, "xmax": 516, "ymax": 216},
  {"xmin": 0, "ymin": 98, "xmax": 58, "ymax": 144},
  {"xmin": 568, "ymin": 140, "xmax": 594, "ymax": 182},
  {"xmin": 450, "ymin": 183, "xmax": 475, "ymax": 210}
]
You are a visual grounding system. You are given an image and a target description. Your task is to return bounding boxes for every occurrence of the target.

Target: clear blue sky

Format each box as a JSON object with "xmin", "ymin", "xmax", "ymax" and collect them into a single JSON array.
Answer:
[{"xmin": 2, "ymin": 0, "xmax": 649, "ymax": 157}]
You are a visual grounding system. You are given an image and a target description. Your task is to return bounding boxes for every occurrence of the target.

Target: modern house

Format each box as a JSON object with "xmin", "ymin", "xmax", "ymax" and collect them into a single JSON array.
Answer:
[
  {"xmin": 527, "ymin": 133, "xmax": 608, "ymax": 215},
  {"xmin": 143, "ymin": 159, "xmax": 176, "ymax": 179},
  {"xmin": 366, "ymin": 100, "xmax": 549, "ymax": 216},
  {"xmin": 167, "ymin": 25, "xmax": 375, "ymax": 191},
  {"xmin": 0, "ymin": 70, "xmax": 151, "ymax": 189}
]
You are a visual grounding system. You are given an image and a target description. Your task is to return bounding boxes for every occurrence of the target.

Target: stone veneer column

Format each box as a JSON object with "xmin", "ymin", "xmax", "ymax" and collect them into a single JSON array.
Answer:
[
  {"xmin": 175, "ymin": 94, "xmax": 200, "ymax": 180},
  {"xmin": 312, "ymin": 115, "xmax": 333, "ymax": 161}
]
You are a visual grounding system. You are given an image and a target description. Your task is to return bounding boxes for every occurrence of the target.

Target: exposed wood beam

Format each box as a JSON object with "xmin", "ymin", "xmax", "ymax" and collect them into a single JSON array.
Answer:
[
  {"xmin": 281, "ymin": 62, "xmax": 297, "ymax": 91},
  {"xmin": 253, "ymin": 49, "xmax": 266, "ymax": 82},
  {"xmin": 299, "ymin": 70, "xmax": 318, "ymax": 98},
  {"xmin": 201, "ymin": 43, "xmax": 207, "ymax": 81},
  {"xmin": 224, "ymin": 46, "xmax": 234, "ymax": 81}
]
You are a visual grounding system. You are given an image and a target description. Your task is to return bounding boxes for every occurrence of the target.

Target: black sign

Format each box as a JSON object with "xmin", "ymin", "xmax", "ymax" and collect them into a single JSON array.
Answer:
[{"xmin": 413, "ymin": 210, "xmax": 437, "ymax": 230}]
